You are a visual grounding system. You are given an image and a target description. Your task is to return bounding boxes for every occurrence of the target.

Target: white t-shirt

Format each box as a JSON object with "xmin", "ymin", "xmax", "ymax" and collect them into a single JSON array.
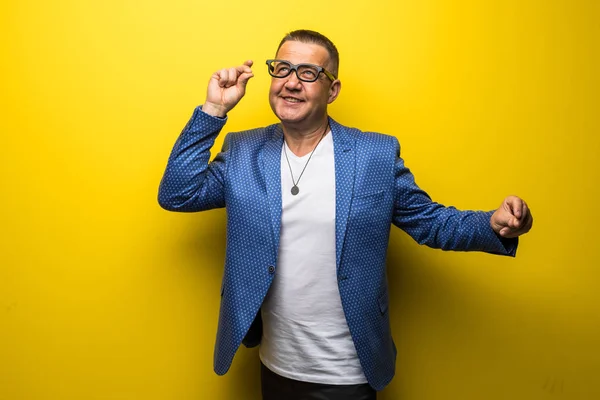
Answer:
[{"xmin": 259, "ymin": 132, "xmax": 367, "ymax": 385}]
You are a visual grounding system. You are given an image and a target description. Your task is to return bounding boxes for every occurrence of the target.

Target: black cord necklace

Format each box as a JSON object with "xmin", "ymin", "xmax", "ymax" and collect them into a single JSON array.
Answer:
[{"xmin": 282, "ymin": 124, "xmax": 329, "ymax": 196}]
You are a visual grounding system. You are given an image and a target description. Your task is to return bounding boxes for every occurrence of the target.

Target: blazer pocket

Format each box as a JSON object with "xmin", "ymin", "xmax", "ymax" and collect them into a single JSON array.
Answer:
[{"xmin": 353, "ymin": 190, "xmax": 385, "ymax": 207}]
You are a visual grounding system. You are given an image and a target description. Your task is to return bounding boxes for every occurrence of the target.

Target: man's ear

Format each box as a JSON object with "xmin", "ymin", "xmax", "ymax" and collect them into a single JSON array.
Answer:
[{"xmin": 327, "ymin": 80, "xmax": 342, "ymax": 104}]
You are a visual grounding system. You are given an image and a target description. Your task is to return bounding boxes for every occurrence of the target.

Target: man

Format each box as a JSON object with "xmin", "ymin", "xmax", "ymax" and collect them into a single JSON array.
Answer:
[{"xmin": 158, "ymin": 30, "xmax": 533, "ymax": 400}]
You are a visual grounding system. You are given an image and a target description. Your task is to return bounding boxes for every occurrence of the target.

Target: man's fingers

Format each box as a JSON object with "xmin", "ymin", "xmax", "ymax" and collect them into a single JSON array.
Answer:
[
  {"xmin": 522, "ymin": 209, "xmax": 533, "ymax": 231},
  {"xmin": 216, "ymin": 61, "xmax": 251, "ymax": 90},
  {"xmin": 514, "ymin": 198, "xmax": 527, "ymax": 219},
  {"xmin": 510, "ymin": 216, "xmax": 520, "ymax": 228},
  {"xmin": 505, "ymin": 195, "xmax": 531, "ymax": 220},
  {"xmin": 503, "ymin": 212, "xmax": 533, "ymax": 237},
  {"xmin": 236, "ymin": 61, "xmax": 254, "ymax": 75},
  {"xmin": 238, "ymin": 72, "xmax": 254, "ymax": 87},
  {"xmin": 213, "ymin": 61, "xmax": 254, "ymax": 89},
  {"xmin": 513, "ymin": 201, "xmax": 521, "ymax": 218},
  {"xmin": 226, "ymin": 67, "xmax": 237, "ymax": 87},
  {"xmin": 493, "ymin": 196, "xmax": 532, "ymax": 238},
  {"xmin": 216, "ymin": 69, "xmax": 229, "ymax": 88},
  {"xmin": 216, "ymin": 68, "xmax": 235, "ymax": 88},
  {"xmin": 504, "ymin": 196, "xmax": 518, "ymax": 216},
  {"xmin": 520, "ymin": 202, "xmax": 529, "ymax": 221}
]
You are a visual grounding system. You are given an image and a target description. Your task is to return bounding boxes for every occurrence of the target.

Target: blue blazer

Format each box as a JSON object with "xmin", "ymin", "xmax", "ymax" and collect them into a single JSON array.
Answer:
[{"xmin": 158, "ymin": 107, "xmax": 516, "ymax": 390}]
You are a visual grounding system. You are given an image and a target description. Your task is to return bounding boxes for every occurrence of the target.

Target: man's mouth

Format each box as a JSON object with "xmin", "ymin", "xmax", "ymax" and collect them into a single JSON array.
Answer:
[{"xmin": 281, "ymin": 96, "xmax": 303, "ymax": 103}]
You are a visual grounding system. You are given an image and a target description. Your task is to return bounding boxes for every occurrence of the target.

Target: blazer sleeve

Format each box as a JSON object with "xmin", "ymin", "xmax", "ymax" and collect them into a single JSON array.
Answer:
[
  {"xmin": 390, "ymin": 138, "xmax": 517, "ymax": 256},
  {"xmin": 158, "ymin": 106, "xmax": 230, "ymax": 212}
]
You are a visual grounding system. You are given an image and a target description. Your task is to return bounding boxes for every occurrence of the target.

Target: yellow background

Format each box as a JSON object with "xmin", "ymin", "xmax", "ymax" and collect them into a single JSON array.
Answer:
[{"xmin": 1, "ymin": 0, "xmax": 599, "ymax": 399}]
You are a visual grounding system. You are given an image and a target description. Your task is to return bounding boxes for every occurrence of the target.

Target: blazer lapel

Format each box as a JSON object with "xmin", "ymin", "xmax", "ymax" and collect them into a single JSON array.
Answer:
[
  {"xmin": 330, "ymin": 118, "xmax": 356, "ymax": 271},
  {"xmin": 259, "ymin": 124, "xmax": 284, "ymax": 259}
]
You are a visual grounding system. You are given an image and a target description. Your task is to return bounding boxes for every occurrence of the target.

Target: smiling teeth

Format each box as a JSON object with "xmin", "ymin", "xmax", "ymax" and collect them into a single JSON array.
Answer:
[{"xmin": 284, "ymin": 97, "xmax": 301, "ymax": 102}]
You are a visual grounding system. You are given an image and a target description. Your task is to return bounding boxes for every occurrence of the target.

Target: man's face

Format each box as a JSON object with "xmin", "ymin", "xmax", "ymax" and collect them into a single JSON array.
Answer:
[{"xmin": 268, "ymin": 41, "xmax": 339, "ymax": 128}]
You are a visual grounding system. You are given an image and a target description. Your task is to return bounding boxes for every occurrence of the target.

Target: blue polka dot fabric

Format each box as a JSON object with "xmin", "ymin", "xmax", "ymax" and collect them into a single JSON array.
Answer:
[{"xmin": 158, "ymin": 106, "xmax": 517, "ymax": 391}]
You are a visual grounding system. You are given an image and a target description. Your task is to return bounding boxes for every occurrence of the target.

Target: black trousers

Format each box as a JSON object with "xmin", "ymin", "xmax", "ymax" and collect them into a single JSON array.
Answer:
[{"xmin": 261, "ymin": 363, "xmax": 377, "ymax": 400}]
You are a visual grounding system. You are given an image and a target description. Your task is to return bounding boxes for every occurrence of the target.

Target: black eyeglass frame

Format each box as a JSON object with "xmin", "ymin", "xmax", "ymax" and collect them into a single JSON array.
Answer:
[{"xmin": 266, "ymin": 59, "xmax": 337, "ymax": 82}]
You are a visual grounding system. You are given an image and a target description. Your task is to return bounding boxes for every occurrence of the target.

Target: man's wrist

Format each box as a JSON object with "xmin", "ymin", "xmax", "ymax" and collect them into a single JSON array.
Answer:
[{"xmin": 202, "ymin": 102, "xmax": 227, "ymax": 118}]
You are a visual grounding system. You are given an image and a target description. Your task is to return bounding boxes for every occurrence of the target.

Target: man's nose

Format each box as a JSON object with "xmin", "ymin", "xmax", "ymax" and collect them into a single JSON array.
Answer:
[{"xmin": 284, "ymin": 71, "xmax": 302, "ymax": 90}]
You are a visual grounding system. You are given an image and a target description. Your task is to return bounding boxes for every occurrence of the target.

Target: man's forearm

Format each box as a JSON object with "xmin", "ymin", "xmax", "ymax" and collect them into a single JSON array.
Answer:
[{"xmin": 157, "ymin": 106, "xmax": 228, "ymax": 212}]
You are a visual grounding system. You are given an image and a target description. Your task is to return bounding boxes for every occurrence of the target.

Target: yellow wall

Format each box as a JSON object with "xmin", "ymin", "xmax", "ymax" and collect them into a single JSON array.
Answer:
[{"xmin": 1, "ymin": 0, "xmax": 598, "ymax": 399}]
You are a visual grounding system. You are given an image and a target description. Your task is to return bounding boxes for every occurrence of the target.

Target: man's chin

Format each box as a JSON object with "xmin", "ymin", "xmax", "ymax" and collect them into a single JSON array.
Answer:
[{"xmin": 274, "ymin": 109, "xmax": 306, "ymax": 125}]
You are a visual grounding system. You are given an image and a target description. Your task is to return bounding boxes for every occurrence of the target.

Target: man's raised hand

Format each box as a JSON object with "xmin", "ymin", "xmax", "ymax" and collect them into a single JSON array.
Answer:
[
  {"xmin": 490, "ymin": 195, "xmax": 533, "ymax": 238},
  {"xmin": 203, "ymin": 60, "xmax": 254, "ymax": 118}
]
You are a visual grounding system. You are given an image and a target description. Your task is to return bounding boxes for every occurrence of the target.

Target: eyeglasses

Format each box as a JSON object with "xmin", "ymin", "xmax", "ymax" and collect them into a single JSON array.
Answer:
[{"xmin": 266, "ymin": 59, "xmax": 336, "ymax": 83}]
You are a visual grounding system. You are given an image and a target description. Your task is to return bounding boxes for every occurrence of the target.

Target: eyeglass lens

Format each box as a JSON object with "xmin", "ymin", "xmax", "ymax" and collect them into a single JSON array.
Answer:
[{"xmin": 268, "ymin": 61, "xmax": 320, "ymax": 82}]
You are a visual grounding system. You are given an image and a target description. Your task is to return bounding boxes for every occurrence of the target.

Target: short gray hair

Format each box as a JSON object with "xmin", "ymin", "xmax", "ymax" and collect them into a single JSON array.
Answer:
[{"xmin": 277, "ymin": 29, "xmax": 339, "ymax": 78}]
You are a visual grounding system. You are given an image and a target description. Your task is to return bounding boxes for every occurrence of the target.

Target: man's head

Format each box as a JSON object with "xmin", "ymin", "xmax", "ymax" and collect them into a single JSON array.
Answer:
[
  {"xmin": 277, "ymin": 30, "xmax": 339, "ymax": 78},
  {"xmin": 268, "ymin": 30, "xmax": 341, "ymax": 131}
]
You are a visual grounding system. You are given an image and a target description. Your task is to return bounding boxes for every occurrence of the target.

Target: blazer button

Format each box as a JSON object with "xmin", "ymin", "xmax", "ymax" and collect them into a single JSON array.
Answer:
[{"xmin": 268, "ymin": 265, "xmax": 275, "ymax": 274}]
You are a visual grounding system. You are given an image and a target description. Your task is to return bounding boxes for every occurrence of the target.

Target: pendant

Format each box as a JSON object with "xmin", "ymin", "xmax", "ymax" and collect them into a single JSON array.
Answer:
[{"xmin": 291, "ymin": 185, "xmax": 299, "ymax": 195}]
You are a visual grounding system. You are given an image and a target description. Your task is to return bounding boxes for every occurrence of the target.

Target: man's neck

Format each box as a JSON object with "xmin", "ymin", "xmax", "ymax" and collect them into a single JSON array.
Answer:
[{"xmin": 282, "ymin": 119, "xmax": 330, "ymax": 157}]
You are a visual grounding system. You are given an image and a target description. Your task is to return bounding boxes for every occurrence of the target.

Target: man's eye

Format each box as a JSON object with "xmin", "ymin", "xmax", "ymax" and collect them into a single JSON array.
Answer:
[{"xmin": 275, "ymin": 66, "xmax": 290, "ymax": 74}]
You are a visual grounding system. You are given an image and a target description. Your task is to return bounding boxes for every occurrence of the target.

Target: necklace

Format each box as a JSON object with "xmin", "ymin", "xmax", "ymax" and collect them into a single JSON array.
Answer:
[{"xmin": 282, "ymin": 124, "xmax": 329, "ymax": 196}]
